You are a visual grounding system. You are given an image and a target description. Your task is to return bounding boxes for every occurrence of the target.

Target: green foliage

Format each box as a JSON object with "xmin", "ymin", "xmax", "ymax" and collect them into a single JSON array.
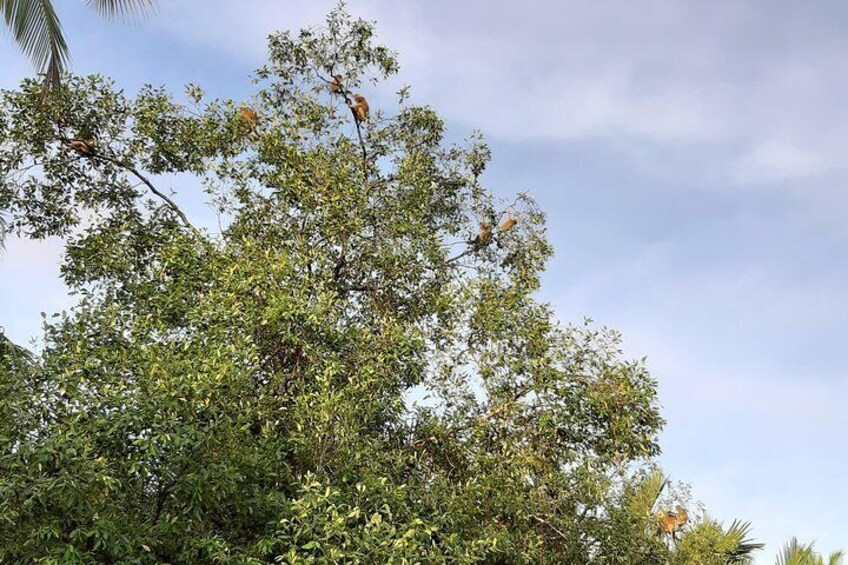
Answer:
[
  {"xmin": 0, "ymin": 5, "xmax": 758, "ymax": 563},
  {"xmin": 671, "ymin": 519, "xmax": 763, "ymax": 565},
  {"xmin": 592, "ymin": 468, "xmax": 670, "ymax": 565},
  {"xmin": 777, "ymin": 538, "xmax": 844, "ymax": 565}
]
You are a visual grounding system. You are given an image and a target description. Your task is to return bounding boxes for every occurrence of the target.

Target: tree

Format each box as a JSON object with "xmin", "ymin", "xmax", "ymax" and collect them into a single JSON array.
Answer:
[
  {"xmin": 0, "ymin": 6, "xmax": 754, "ymax": 563},
  {"xmin": 1, "ymin": 0, "xmax": 156, "ymax": 88}
]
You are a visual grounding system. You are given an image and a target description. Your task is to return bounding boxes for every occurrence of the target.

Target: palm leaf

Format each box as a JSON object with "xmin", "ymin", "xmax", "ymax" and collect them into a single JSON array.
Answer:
[
  {"xmin": 777, "ymin": 539, "xmax": 845, "ymax": 565},
  {"xmin": 825, "ymin": 552, "xmax": 846, "ymax": 565},
  {"xmin": 1, "ymin": 0, "xmax": 68, "ymax": 87},
  {"xmin": 778, "ymin": 537, "xmax": 813, "ymax": 565},
  {"xmin": 725, "ymin": 519, "xmax": 765, "ymax": 563},
  {"xmin": 85, "ymin": 0, "xmax": 157, "ymax": 21},
  {"xmin": 628, "ymin": 468, "xmax": 669, "ymax": 517}
]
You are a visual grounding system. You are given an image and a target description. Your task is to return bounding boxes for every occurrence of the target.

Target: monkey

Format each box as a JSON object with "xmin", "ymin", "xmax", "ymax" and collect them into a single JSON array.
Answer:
[
  {"xmin": 65, "ymin": 138, "xmax": 96, "ymax": 156},
  {"xmin": 674, "ymin": 505, "xmax": 688, "ymax": 528},
  {"xmin": 499, "ymin": 213, "xmax": 517, "ymax": 232},
  {"xmin": 329, "ymin": 74, "xmax": 344, "ymax": 96},
  {"xmin": 239, "ymin": 107, "xmax": 258, "ymax": 128},
  {"xmin": 472, "ymin": 220, "xmax": 493, "ymax": 246},
  {"xmin": 348, "ymin": 93, "xmax": 369, "ymax": 124},
  {"xmin": 656, "ymin": 510, "xmax": 677, "ymax": 535},
  {"xmin": 655, "ymin": 506, "xmax": 688, "ymax": 540}
]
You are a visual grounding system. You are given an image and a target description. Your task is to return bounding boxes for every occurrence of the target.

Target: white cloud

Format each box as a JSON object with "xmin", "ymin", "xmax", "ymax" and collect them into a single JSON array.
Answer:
[
  {"xmin": 144, "ymin": 0, "xmax": 848, "ymax": 215},
  {"xmin": 152, "ymin": 0, "xmax": 337, "ymax": 63},
  {"xmin": 732, "ymin": 141, "xmax": 832, "ymax": 185}
]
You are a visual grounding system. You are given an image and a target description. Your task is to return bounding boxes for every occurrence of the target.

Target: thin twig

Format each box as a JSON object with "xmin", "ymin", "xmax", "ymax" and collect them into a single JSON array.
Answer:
[
  {"xmin": 478, "ymin": 382, "xmax": 535, "ymax": 423},
  {"xmin": 101, "ymin": 155, "xmax": 195, "ymax": 231},
  {"xmin": 446, "ymin": 247, "xmax": 476, "ymax": 264},
  {"xmin": 531, "ymin": 515, "xmax": 570, "ymax": 542}
]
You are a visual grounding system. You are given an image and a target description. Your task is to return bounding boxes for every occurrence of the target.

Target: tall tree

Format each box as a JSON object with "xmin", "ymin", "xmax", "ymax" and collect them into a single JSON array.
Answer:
[
  {"xmin": 1, "ymin": 0, "xmax": 156, "ymax": 88},
  {"xmin": 0, "ymin": 6, "xmax": 759, "ymax": 563}
]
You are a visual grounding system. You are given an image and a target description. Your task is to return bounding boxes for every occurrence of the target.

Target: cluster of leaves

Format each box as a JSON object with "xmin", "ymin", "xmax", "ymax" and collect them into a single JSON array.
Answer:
[{"xmin": 0, "ymin": 6, "xmax": 763, "ymax": 564}]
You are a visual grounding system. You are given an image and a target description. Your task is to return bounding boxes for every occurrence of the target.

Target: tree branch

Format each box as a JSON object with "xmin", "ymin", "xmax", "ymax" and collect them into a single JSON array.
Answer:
[
  {"xmin": 59, "ymin": 136, "xmax": 198, "ymax": 233},
  {"xmin": 315, "ymin": 66, "xmax": 369, "ymax": 184},
  {"xmin": 532, "ymin": 515, "xmax": 571, "ymax": 542},
  {"xmin": 477, "ymin": 382, "xmax": 536, "ymax": 424},
  {"xmin": 446, "ymin": 246, "xmax": 476, "ymax": 264},
  {"xmin": 93, "ymin": 153, "xmax": 196, "ymax": 232}
]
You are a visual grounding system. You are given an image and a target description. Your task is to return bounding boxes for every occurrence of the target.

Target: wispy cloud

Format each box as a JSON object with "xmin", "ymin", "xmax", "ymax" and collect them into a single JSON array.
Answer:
[
  {"xmin": 146, "ymin": 1, "xmax": 848, "ymax": 214},
  {"xmin": 732, "ymin": 141, "xmax": 832, "ymax": 185}
]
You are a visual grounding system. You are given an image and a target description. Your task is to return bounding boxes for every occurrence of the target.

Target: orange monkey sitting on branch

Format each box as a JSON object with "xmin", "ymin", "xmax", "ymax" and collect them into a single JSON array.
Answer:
[{"xmin": 348, "ymin": 93, "xmax": 369, "ymax": 124}]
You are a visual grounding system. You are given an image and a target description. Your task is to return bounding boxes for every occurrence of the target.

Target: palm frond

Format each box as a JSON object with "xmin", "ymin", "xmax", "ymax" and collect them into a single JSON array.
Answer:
[
  {"xmin": 776, "ymin": 537, "xmax": 845, "ymax": 565},
  {"xmin": 725, "ymin": 519, "xmax": 765, "ymax": 563},
  {"xmin": 775, "ymin": 538, "xmax": 846, "ymax": 565},
  {"xmin": 630, "ymin": 468, "xmax": 669, "ymax": 517},
  {"xmin": 1, "ymin": 0, "xmax": 68, "ymax": 87},
  {"xmin": 826, "ymin": 551, "xmax": 846, "ymax": 565},
  {"xmin": 85, "ymin": 0, "xmax": 157, "ymax": 21},
  {"xmin": 777, "ymin": 537, "xmax": 812, "ymax": 565}
]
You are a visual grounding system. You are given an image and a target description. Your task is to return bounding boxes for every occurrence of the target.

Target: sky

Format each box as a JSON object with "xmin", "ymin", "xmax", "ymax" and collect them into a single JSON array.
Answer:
[{"xmin": 2, "ymin": 1, "xmax": 847, "ymax": 560}]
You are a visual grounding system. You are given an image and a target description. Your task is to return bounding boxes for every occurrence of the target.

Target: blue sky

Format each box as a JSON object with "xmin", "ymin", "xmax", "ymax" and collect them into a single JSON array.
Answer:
[{"xmin": 2, "ymin": 1, "xmax": 847, "ymax": 560}]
